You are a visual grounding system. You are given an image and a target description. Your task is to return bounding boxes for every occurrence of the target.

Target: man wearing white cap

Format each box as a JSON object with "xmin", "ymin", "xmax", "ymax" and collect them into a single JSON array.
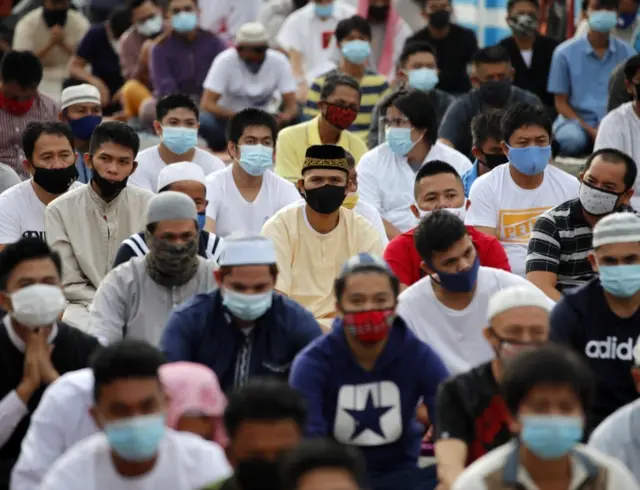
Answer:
[
  {"xmin": 434, "ymin": 285, "xmax": 551, "ymax": 490},
  {"xmin": 58, "ymin": 84, "xmax": 102, "ymax": 183},
  {"xmin": 551, "ymin": 211, "xmax": 640, "ymax": 432},
  {"xmin": 87, "ymin": 191, "xmax": 217, "ymax": 347},
  {"xmin": 200, "ymin": 22, "xmax": 298, "ymax": 151},
  {"xmin": 161, "ymin": 236, "xmax": 322, "ymax": 392},
  {"xmin": 113, "ymin": 161, "xmax": 223, "ymax": 267}
]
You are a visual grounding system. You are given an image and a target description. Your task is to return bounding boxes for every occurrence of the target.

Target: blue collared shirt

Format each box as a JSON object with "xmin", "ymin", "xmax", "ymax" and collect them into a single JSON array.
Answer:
[
  {"xmin": 75, "ymin": 152, "xmax": 92, "ymax": 184},
  {"xmin": 462, "ymin": 160, "xmax": 479, "ymax": 197},
  {"xmin": 548, "ymin": 34, "xmax": 634, "ymax": 126}
]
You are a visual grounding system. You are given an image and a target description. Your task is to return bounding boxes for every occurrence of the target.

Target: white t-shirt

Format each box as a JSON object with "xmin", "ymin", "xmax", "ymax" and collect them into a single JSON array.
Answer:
[
  {"xmin": 397, "ymin": 267, "xmax": 545, "ymax": 374},
  {"xmin": 0, "ymin": 180, "xmax": 83, "ymax": 245},
  {"xmin": 465, "ymin": 164, "xmax": 580, "ymax": 277},
  {"xmin": 203, "ymin": 47, "xmax": 297, "ymax": 113},
  {"xmin": 129, "ymin": 145, "xmax": 225, "ymax": 192},
  {"xmin": 276, "ymin": 1, "xmax": 356, "ymax": 77},
  {"xmin": 206, "ymin": 165, "xmax": 301, "ymax": 237},
  {"xmin": 594, "ymin": 102, "xmax": 640, "ymax": 209},
  {"xmin": 520, "ymin": 49, "xmax": 533, "ymax": 68},
  {"xmin": 357, "ymin": 142, "xmax": 472, "ymax": 233},
  {"xmin": 354, "ymin": 197, "xmax": 388, "ymax": 246},
  {"xmin": 40, "ymin": 429, "xmax": 232, "ymax": 490}
]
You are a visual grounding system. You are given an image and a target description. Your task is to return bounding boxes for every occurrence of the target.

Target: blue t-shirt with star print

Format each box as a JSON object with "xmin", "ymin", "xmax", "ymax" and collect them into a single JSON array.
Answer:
[{"xmin": 289, "ymin": 316, "xmax": 449, "ymax": 473}]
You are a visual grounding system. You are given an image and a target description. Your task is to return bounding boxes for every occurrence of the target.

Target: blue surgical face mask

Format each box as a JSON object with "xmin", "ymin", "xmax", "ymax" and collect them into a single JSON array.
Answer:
[
  {"xmin": 598, "ymin": 264, "xmax": 640, "ymax": 298},
  {"xmin": 507, "ymin": 144, "xmax": 551, "ymax": 176},
  {"xmin": 430, "ymin": 255, "xmax": 480, "ymax": 293},
  {"xmin": 104, "ymin": 413, "xmax": 166, "ymax": 462},
  {"xmin": 314, "ymin": 2, "xmax": 334, "ymax": 17},
  {"xmin": 521, "ymin": 415, "xmax": 583, "ymax": 460},
  {"xmin": 407, "ymin": 68, "xmax": 439, "ymax": 92},
  {"xmin": 162, "ymin": 126, "xmax": 198, "ymax": 155},
  {"xmin": 171, "ymin": 11, "xmax": 198, "ymax": 33},
  {"xmin": 588, "ymin": 10, "xmax": 618, "ymax": 32},
  {"xmin": 238, "ymin": 144, "xmax": 273, "ymax": 176},
  {"xmin": 386, "ymin": 127, "xmax": 419, "ymax": 157},
  {"xmin": 341, "ymin": 40, "xmax": 371, "ymax": 64},
  {"xmin": 223, "ymin": 289, "xmax": 273, "ymax": 321},
  {"xmin": 68, "ymin": 115, "xmax": 102, "ymax": 141},
  {"xmin": 197, "ymin": 212, "xmax": 206, "ymax": 230}
]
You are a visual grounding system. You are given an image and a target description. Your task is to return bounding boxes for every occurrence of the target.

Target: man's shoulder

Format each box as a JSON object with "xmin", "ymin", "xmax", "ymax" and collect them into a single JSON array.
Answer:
[
  {"xmin": 450, "ymin": 23, "xmax": 478, "ymax": 40},
  {"xmin": 50, "ymin": 432, "xmax": 106, "ymax": 468},
  {"xmin": 47, "ymin": 184, "xmax": 86, "ymax": 209},
  {"xmin": 124, "ymin": 184, "xmax": 155, "ymax": 200},
  {"xmin": 67, "ymin": 8, "xmax": 90, "ymax": 26},
  {"xmin": 278, "ymin": 120, "xmax": 309, "ymax": 140},
  {"xmin": 554, "ymin": 35, "xmax": 587, "ymax": 56},
  {"xmin": 453, "ymin": 442, "xmax": 515, "ymax": 489},
  {"xmin": 589, "ymin": 398, "xmax": 639, "ymax": 447},
  {"xmin": 17, "ymin": 7, "xmax": 42, "ymax": 25},
  {"xmin": 359, "ymin": 143, "xmax": 392, "ymax": 166},
  {"xmin": 0, "ymin": 179, "xmax": 29, "ymax": 202}
]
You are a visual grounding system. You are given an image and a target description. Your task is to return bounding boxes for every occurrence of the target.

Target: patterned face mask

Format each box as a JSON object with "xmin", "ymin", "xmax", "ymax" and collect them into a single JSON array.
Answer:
[
  {"xmin": 323, "ymin": 103, "xmax": 358, "ymax": 130},
  {"xmin": 144, "ymin": 230, "xmax": 199, "ymax": 287}
]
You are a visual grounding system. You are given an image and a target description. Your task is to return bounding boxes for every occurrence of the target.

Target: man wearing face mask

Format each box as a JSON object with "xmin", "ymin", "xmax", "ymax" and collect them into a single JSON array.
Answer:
[
  {"xmin": 290, "ymin": 253, "xmax": 448, "ymax": 490},
  {"xmin": 551, "ymin": 212, "xmax": 640, "ymax": 432},
  {"xmin": 200, "ymin": 22, "xmax": 298, "ymax": 151},
  {"xmin": 130, "ymin": 94, "xmax": 224, "ymax": 192},
  {"xmin": 161, "ymin": 237, "xmax": 321, "ymax": 390},
  {"xmin": 384, "ymin": 161, "xmax": 510, "ymax": 290},
  {"xmin": 548, "ymin": 0, "xmax": 634, "ymax": 157},
  {"xmin": 114, "ymin": 162, "xmax": 224, "ymax": 267},
  {"xmin": 88, "ymin": 192, "xmax": 217, "ymax": 347},
  {"xmin": 397, "ymin": 210, "xmax": 548, "ymax": 375},
  {"xmin": 263, "ymin": 144, "xmax": 383, "ymax": 329},
  {"xmin": 45, "ymin": 121, "xmax": 154, "ymax": 330},
  {"xmin": 39, "ymin": 340, "xmax": 232, "ymax": 490},
  {"xmin": 0, "ymin": 122, "xmax": 81, "ymax": 251},
  {"xmin": 465, "ymin": 103, "xmax": 580, "ymax": 277},
  {"xmin": 527, "ymin": 149, "xmax": 636, "ymax": 301},
  {"xmin": 58, "ymin": 84, "xmax": 103, "ymax": 184},
  {"xmin": 438, "ymin": 46, "xmax": 542, "ymax": 159},
  {"xmin": 0, "ymin": 238, "xmax": 99, "ymax": 488},
  {"xmin": 205, "ymin": 109, "xmax": 300, "ymax": 238}
]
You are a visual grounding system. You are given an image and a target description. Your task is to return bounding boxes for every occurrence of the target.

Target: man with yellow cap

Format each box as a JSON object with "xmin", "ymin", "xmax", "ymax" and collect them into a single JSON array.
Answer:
[{"xmin": 261, "ymin": 144, "xmax": 383, "ymax": 329}]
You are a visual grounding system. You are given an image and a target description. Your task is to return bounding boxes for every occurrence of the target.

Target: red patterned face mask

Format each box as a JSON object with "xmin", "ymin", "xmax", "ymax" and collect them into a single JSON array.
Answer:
[
  {"xmin": 0, "ymin": 92, "xmax": 34, "ymax": 116},
  {"xmin": 343, "ymin": 308, "xmax": 396, "ymax": 344},
  {"xmin": 324, "ymin": 103, "xmax": 358, "ymax": 130}
]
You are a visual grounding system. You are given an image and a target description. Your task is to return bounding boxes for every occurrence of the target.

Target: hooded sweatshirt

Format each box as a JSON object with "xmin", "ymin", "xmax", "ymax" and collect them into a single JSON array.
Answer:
[{"xmin": 290, "ymin": 317, "xmax": 449, "ymax": 474}]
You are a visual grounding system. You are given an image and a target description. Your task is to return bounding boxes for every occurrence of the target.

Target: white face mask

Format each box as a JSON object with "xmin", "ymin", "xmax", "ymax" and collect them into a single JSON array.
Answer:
[
  {"xmin": 415, "ymin": 199, "xmax": 467, "ymax": 221},
  {"xmin": 579, "ymin": 182, "xmax": 620, "ymax": 216},
  {"xmin": 10, "ymin": 284, "xmax": 66, "ymax": 328}
]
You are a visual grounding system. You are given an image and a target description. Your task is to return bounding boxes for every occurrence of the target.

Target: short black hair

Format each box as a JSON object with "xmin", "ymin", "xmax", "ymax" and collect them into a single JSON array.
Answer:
[
  {"xmin": 345, "ymin": 151, "xmax": 355, "ymax": 168},
  {"xmin": 414, "ymin": 160, "xmax": 463, "ymax": 198},
  {"xmin": 391, "ymin": 90, "xmax": 438, "ymax": 145},
  {"xmin": 320, "ymin": 74, "xmax": 361, "ymax": 101},
  {"xmin": 156, "ymin": 93, "xmax": 199, "ymax": 122},
  {"xmin": 335, "ymin": 15, "xmax": 372, "ymax": 43},
  {"xmin": 398, "ymin": 41, "xmax": 436, "ymax": 68},
  {"xmin": 89, "ymin": 121, "xmax": 140, "ymax": 157},
  {"xmin": 502, "ymin": 343, "xmax": 595, "ymax": 416},
  {"xmin": 414, "ymin": 210, "xmax": 468, "ymax": 264},
  {"xmin": 471, "ymin": 45, "xmax": 511, "ymax": 66},
  {"xmin": 379, "ymin": 88, "xmax": 408, "ymax": 118},
  {"xmin": 91, "ymin": 339, "xmax": 166, "ymax": 402},
  {"xmin": 129, "ymin": 0, "xmax": 157, "ymax": 8},
  {"xmin": 471, "ymin": 109, "xmax": 505, "ymax": 148},
  {"xmin": 0, "ymin": 238, "xmax": 62, "ymax": 290},
  {"xmin": 22, "ymin": 121, "xmax": 75, "ymax": 163},
  {"xmin": 227, "ymin": 108, "xmax": 277, "ymax": 144},
  {"xmin": 583, "ymin": 148, "xmax": 638, "ymax": 191},
  {"xmin": 507, "ymin": 0, "xmax": 539, "ymax": 11},
  {"xmin": 224, "ymin": 379, "xmax": 307, "ymax": 439},
  {"xmin": 500, "ymin": 102, "xmax": 551, "ymax": 143},
  {"xmin": 0, "ymin": 51, "xmax": 43, "ymax": 87},
  {"xmin": 335, "ymin": 266, "xmax": 400, "ymax": 302},
  {"xmin": 592, "ymin": 0, "xmax": 620, "ymax": 10},
  {"xmin": 280, "ymin": 439, "xmax": 369, "ymax": 490},
  {"xmin": 624, "ymin": 54, "xmax": 640, "ymax": 83}
]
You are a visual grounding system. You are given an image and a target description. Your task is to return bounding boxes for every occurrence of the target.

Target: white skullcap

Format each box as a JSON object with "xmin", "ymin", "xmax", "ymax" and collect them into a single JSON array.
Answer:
[
  {"xmin": 218, "ymin": 236, "xmax": 277, "ymax": 267},
  {"xmin": 236, "ymin": 22, "xmax": 269, "ymax": 45},
  {"xmin": 146, "ymin": 191, "xmax": 197, "ymax": 225},
  {"xmin": 592, "ymin": 212, "xmax": 640, "ymax": 248},
  {"xmin": 157, "ymin": 162, "xmax": 207, "ymax": 192},
  {"xmin": 487, "ymin": 285, "xmax": 553, "ymax": 322},
  {"xmin": 61, "ymin": 84, "xmax": 101, "ymax": 110}
]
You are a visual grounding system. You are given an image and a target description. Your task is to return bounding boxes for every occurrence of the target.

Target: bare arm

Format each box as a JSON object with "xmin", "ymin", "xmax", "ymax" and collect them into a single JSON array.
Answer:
[
  {"xmin": 280, "ymin": 92, "xmax": 299, "ymax": 120},
  {"xmin": 204, "ymin": 216, "xmax": 217, "ymax": 234},
  {"xmin": 200, "ymin": 90, "xmax": 235, "ymax": 120},
  {"xmin": 383, "ymin": 218, "xmax": 402, "ymax": 241},
  {"xmin": 472, "ymin": 226, "xmax": 498, "ymax": 238},
  {"xmin": 526, "ymin": 271, "xmax": 563, "ymax": 302},
  {"xmin": 435, "ymin": 439, "xmax": 469, "ymax": 490}
]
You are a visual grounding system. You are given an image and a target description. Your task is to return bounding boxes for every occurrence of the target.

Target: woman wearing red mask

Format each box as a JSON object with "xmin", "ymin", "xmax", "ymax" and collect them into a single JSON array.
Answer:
[{"xmin": 290, "ymin": 253, "xmax": 449, "ymax": 490}]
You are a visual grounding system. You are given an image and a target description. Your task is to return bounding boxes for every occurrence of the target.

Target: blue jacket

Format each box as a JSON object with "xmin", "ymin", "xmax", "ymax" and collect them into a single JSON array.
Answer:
[
  {"xmin": 461, "ymin": 160, "xmax": 479, "ymax": 197},
  {"xmin": 162, "ymin": 290, "xmax": 322, "ymax": 391},
  {"xmin": 290, "ymin": 317, "xmax": 449, "ymax": 473}
]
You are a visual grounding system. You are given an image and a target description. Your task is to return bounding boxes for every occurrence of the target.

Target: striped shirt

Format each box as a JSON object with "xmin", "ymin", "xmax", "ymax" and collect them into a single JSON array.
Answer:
[
  {"xmin": 304, "ymin": 68, "xmax": 390, "ymax": 141},
  {"xmin": 0, "ymin": 93, "xmax": 60, "ymax": 180}
]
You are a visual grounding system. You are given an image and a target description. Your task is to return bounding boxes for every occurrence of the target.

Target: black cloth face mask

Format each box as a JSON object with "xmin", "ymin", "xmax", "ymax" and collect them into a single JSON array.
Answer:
[
  {"xmin": 33, "ymin": 164, "xmax": 78, "ymax": 194},
  {"xmin": 303, "ymin": 184, "xmax": 347, "ymax": 214},
  {"xmin": 43, "ymin": 8, "xmax": 68, "ymax": 28}
]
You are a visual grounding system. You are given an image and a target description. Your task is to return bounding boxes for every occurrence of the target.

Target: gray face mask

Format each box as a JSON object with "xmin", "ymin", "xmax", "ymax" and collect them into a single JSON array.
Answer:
[
  {"xmin": 507, "ymin": 13, "xmax": 539, "ymax": 36},
  {"xmin": 144, "ymin": 230, "xmax": 199, "ymax": 287}
]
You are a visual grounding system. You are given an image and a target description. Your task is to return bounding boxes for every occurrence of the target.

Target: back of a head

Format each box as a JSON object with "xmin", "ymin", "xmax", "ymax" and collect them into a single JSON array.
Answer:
[
  {"xmin": 414, "ymin": 209, "xmax": 467, "ymax": 263},
  {"xmin": 227, "ymin": 108, "xmax": 277, "ymax": 144},
  {"xmin": 471, "ymin": 109, "xmax": 505, "ymax": 148},
  {"xmin": 224, "ymin": 379, "xmax": 307, "ymax": 439},
  {"xmin": 1, "ymin": 50, "xmax": 43, "ymax": 88},
  {"xmin": 471, "ymin": 45, "xmax": 510, "ymax": 66},
  {"xmin": 89, "ymin": 121, "xmax": 140, "ymax": 157},
  {"xmin": 392, "ymin": 90, "xmax": 437, "ymax": 144},
  {"xmin": 500, "ymin": 102, "xmax": 551, "ymax": 143},
  {"xmin": 320, "ymin": 74, "xmax": 361, "ymax": 101}
]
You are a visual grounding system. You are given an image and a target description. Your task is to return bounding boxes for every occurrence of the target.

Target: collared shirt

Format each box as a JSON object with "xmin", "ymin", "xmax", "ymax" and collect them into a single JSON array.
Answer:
[
  {"xmin": 461, "ymin": 160, "xmax": 479, "ymax": 197},
  {"xmin": 0, "ymin": 94, "xmax": 59, "ymax": 179},
  {"xmin": 547, "ymin": 35, "xmax": 635, "ymax": 127},
  {"xmin": 274, "ymin": 117, "xmax": 368, "ymax": 183}
]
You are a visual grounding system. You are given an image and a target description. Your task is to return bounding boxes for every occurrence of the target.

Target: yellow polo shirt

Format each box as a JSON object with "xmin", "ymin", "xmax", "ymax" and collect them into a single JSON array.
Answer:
[{"xmin": 274, "ymin": 117, "xmax": 368, "ymax": 183}]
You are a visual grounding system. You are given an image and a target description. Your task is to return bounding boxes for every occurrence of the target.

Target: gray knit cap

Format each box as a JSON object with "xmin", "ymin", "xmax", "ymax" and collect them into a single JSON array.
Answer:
[
  {"xmin": 593, "ymin": 212, "xmax": 640, "ymax": 248},
  {"xmin": 146, "ymin": 191, "xmax": 197, "ymax": 225}
]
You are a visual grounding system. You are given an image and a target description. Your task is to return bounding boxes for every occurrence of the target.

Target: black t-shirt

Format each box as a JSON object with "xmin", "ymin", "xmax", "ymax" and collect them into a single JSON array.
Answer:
[
  {"xmin": 406, "ymin": 24, "xmax": 478, "ymax": 95},
  {"xmin": 434, "ymin": 361, "xmax": 511, "ymax": 465},
  {"xmin": 550, "ymin": 277, "xmax": 640, "ymax": 432}
]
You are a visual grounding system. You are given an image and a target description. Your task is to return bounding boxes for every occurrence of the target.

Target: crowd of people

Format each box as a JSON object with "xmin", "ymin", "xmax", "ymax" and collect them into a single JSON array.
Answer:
[{"xmin": 1, "ymin": 0, "xmax": 640, "ymax": 488}]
